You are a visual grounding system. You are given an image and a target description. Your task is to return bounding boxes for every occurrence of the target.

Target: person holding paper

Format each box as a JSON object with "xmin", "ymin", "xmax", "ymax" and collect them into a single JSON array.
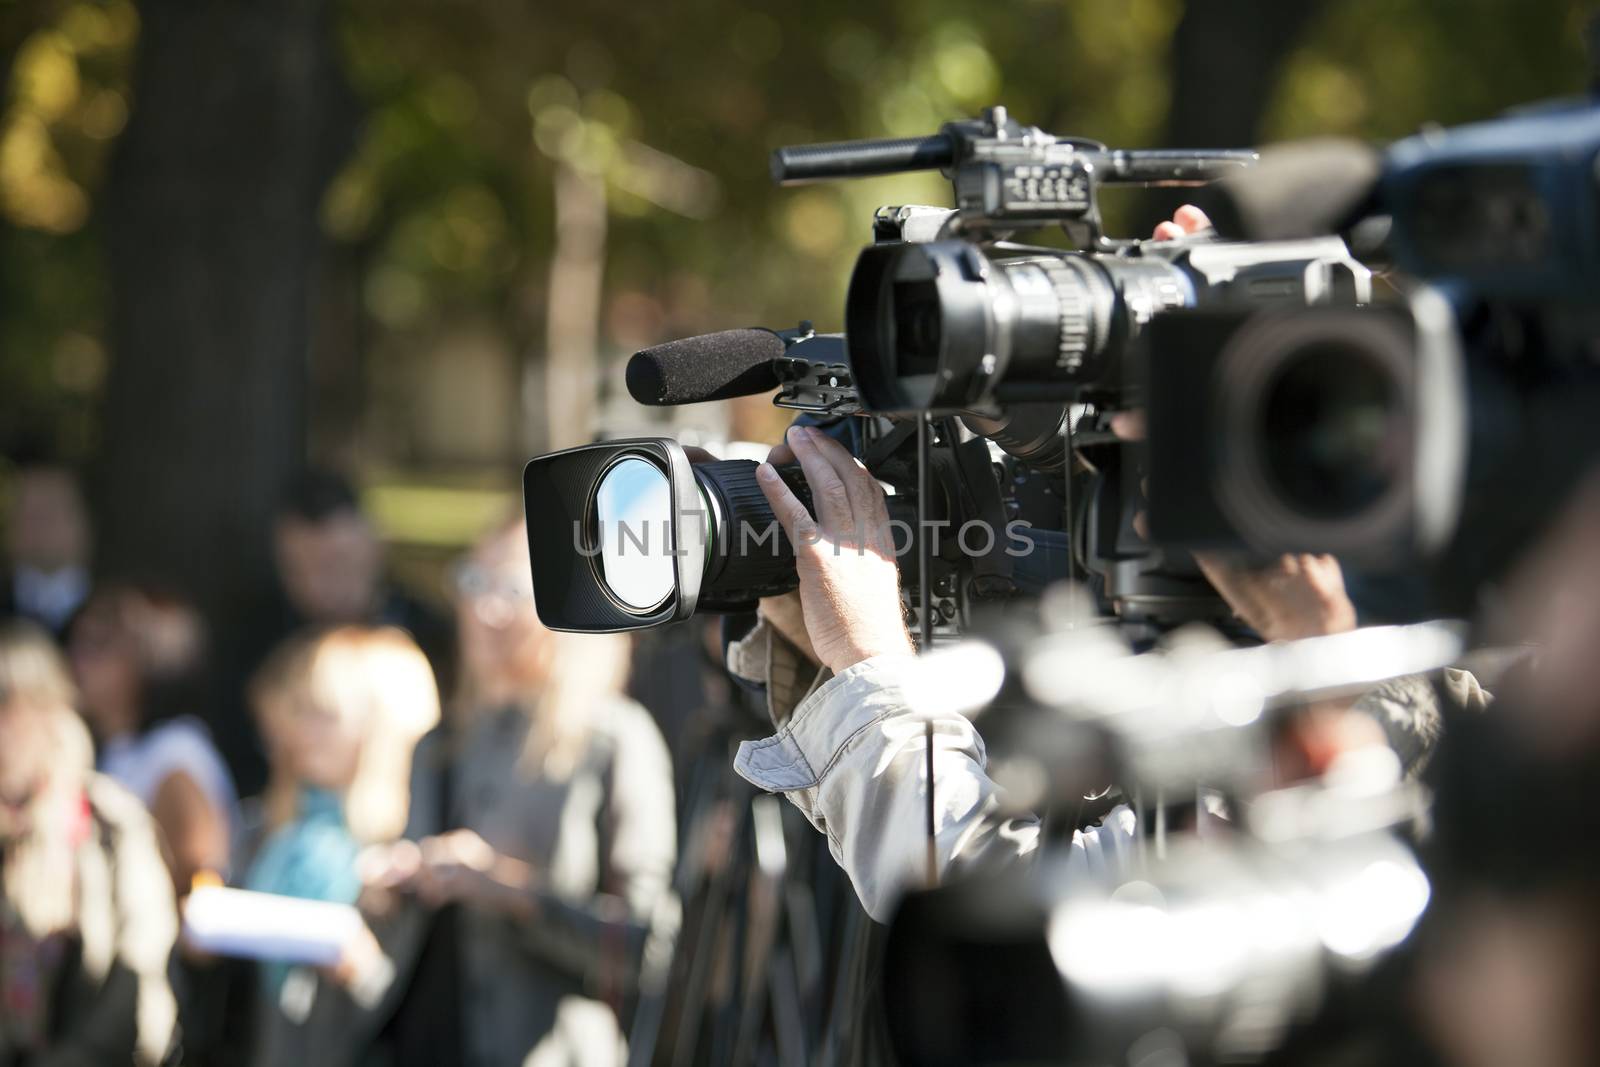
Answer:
[
  {"xmin": 240, "ymin": 626, "xmax": 439, "ymax": 1067},
  {"xmin": 359, "ymin": 518, "xmax": 679, "ymax": 1067}
]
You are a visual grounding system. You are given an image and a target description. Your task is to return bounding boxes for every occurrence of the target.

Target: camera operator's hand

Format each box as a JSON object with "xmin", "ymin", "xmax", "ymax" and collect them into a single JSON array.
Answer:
[
  {"xmin": 1113, "ymin": 202, "xmax": 1361, "ymax": 643},
  {"xmin": 1152, "ymin": 203, "xmax": 1213, "ymax": 241},
  {"xmin": 1193, "ymin": 553, "xmax": 1357, "ymax": 642},
  {"xmin": 756, "ymin": 425, "xmax": 914, "ymax": 674},
  {"xmin": 1109, "ymin": 411, "xmax": 1356, "ymax": 641},
  {"xmin": 758, "ymin": 590, "xmax": 821, "ymax": 667}
]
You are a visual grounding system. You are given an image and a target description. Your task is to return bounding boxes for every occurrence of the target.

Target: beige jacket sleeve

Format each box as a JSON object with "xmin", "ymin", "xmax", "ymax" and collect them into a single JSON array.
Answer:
[{"xmin": 732, "ymin": 653, "xmax": 1139, "ymax": 922}]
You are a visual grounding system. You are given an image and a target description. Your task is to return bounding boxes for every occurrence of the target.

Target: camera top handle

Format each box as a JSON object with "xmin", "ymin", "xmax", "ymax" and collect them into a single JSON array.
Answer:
[
  {"xmin": 772, "ymin": 133, "xmax": 1256, "ymax": 187},
  {"xmin": 772, "ymin": 132, "xmax": 957, "ymax": 184},
  {"xmin": 772, "ymin": 105, "xmax": 1257, "ymax": 246}
]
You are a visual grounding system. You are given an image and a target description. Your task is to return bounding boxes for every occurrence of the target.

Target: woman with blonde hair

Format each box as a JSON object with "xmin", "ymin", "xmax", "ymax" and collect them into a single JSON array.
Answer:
[
  {"xmin": 241, "ymin": 624, "xmax": 439, "ymax": 896},
  {"xmin": 0, "ymin": 620, "xmax": 177, "ymax": 1065},
  {"xmin": 362, "ymin": 517, "xmax": 678, "ymax": 1067},
  {"xmin": 241, "ymin": 625, "xmax": 439, "ymax": 1067}
]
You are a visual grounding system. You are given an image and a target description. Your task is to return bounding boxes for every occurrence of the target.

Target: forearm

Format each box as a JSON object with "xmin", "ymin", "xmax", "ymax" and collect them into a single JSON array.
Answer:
[
  {"xmin": 735, "ymin": 654, "xmax": 1042, "ymax": 922},
  {"xmin": 152, "ymin": 771, "xmax": 229, "ymax": 890},
  {"xmin": 1354, "ymin": 666, "xmax": 1494, "ymax": 777}
]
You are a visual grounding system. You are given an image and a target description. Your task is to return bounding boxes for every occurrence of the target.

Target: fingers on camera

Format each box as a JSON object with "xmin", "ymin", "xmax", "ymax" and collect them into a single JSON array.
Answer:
[
  {"xmin": 1152, "ymin": 204, "xmax": 1212, "ymax": 242},
  {"xmin": 1174, "ymin": 204, "xmax": 1212, "ymax": 233},
  {"xmin": 818, "ymin": 431, "xmax": 882, "ymax": 519},
  {"xmin": 757, "ymin": 461, "xmax": 816, "ymax": 543},
  {"xmin": 1108, "ymin": 410, "xmax": 1147, "ymax": 442},
  {"xmin": 787, "ymin": 425, "xmax": 854, "ymax": 531}
]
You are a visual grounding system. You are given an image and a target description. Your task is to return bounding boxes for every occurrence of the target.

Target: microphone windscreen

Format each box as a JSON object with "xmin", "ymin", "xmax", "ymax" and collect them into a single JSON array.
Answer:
[
  {"xmin": 1201, "ymin": 138, "xmax": 1382, "ymax": 241},
  {"xmin": 626, "ymin": 329, "xmax": 787, "ymax": 406}
]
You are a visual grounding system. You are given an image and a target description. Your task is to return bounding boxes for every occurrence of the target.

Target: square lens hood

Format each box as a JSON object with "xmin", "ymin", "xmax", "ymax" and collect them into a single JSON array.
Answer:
[{"xmin": 522, "ymin": 437, "xmax": 707, "ymax": 632}]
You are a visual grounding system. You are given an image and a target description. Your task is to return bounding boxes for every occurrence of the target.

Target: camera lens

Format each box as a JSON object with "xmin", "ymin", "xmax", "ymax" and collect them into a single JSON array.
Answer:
[
  {"xmin": 892, "ymin": 278, "xmax": 944, "ymax": 377},
  {"xmin": 1257, "ymin": 343, "xmax": 1401, "ymax": 521},
  {"xmin": 1208, "ymin": 308, "xmax": 1422, "ymax": 557},
  {"xmin": 592, "ymin": 456, "xmax": 677, "ymax": 612},
  {"xmin": 847, "ymin": 241, "xmax": 1183, "ymax": 414}
]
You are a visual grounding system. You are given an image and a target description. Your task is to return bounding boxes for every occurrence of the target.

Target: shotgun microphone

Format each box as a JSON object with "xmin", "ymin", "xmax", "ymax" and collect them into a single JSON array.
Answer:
[{"xmin": 625, "ymin": 328, "xmax": 787, "ymax": 406}]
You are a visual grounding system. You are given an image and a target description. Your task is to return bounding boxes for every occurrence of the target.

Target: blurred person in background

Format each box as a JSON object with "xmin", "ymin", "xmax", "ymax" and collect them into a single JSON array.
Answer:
[
  {"xmin": 359, "ymin": 517, "xmax": 678, "ymax": 1067},
  {"xmin": 0, "ymin": 458, "xmax": 91, "ymax": 640},
  {"xmin": 238, "ymin": 636, "xmax": 314, "ymax": 871},
  {"xmin": 242, "ymin": 626, "xmax": 439, "ymax": 1067},
  {"xmin": 0, "ymin": 621, "xmax": 177, "ymax": 1067},
  {"xmin": 67, "ymin": 583, "xmax": 237, "ymax": 893},
  {"xmin": 272, "ymin": 469, "xmax": 455, "ymax": 698}
]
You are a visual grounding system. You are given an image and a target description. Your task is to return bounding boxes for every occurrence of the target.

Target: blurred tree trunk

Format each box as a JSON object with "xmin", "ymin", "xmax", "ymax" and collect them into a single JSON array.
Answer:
[
  {"xmin": 307, "ymin": 242, "xmax": 369, "ymax": 471},
  {"xmin": 1138, "ymin": 0, "xmax": 1325, "ymax": 233},
  {"xmin": 99, "ymin": 0, "xmax": 356, "ymax": 783},
  {"xmin": 541, "ymin": 161, "xmax": 607, "ymax": 451}
]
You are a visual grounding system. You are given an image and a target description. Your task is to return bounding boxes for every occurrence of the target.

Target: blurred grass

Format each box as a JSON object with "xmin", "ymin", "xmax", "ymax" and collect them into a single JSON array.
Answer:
[
  {"xmin": 363, "ymin": 476, "xmax": 520, "ymax": 608},
  {"xmin": 362, "ymin": 479, "xmax": 518, "ymax": 548}
]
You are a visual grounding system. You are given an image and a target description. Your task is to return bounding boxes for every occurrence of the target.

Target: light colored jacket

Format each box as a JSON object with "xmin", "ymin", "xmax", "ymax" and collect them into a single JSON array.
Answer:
[
  {"xmin": 730, "ymin": 622, "xmax": 1485, "ymax": 924},
  {"xmin": 731, "ymin": 641, "xmax": 1136, "ymax": 923},
  {"xmin": 2, "ymin": 775, "xmax": 180, "ymax": 1067}
]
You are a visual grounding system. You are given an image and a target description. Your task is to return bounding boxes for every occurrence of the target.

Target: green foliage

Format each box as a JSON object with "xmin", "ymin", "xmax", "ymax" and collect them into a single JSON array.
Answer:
[
  {"xmin": 0, "ymin": 0, "xmax": 1593, "ymax": 462},
  {"xmin": 326, "ymin": 0, "xmax": 1189, "ymax": 345},
  {"xmin": 1264, "ymin": 0, "xmax": 1591, "ymax": 141},
  {"xmin": 0, "ymin": 0, "xmax": 134, "ymax": 456}
]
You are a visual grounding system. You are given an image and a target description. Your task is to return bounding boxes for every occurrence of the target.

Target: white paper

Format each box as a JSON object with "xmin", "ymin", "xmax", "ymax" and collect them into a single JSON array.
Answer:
[{"xmin": 183, "ymin": 885, "xmax": 361, "ymax": 965}]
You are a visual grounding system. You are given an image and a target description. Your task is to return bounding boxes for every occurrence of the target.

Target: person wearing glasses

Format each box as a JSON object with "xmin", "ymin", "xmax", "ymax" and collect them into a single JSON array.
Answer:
[{"xmin": 357, "ymin": 517, "xmax": 679, "ymax": 1067}]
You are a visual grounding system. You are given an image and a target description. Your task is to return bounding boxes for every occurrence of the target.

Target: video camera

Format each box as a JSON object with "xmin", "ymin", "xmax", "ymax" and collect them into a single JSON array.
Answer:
[
  {"xmin": 524, "ymin": 106, "xmax": 1372, "ymax": 634},
  {"xmin": 1146, "ymin": 92, "xmax": 1600, "ymax": 612},
  {"xmin": 870, "ymin": 88, "xmax": 1600, "ymax": 1067}
]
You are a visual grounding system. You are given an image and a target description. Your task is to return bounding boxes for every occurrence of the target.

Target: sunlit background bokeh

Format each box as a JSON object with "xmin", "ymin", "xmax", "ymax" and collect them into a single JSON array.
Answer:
[{"xmin": 0, "ymin": 0, "xmax": 1590, "ymax": 592}]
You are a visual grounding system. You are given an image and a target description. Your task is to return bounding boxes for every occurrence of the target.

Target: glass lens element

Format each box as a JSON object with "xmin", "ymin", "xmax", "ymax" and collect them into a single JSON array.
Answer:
[
  {"xmin": 594, "ymin": 456, "xmax": 676, "ymax": 611},
  {"xmin": 1259, "ymin": 344, "xmax": 1400, "ymax": 521}
]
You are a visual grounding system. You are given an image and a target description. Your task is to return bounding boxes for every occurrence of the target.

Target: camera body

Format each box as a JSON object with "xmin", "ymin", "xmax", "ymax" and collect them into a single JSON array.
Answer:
[
  {"xmin": 784, "ymin": 107, "xmax": 1370, "ymax": 417},
  {"xmin": 523, "ymin": 420, "xmax": 1056, "ymax": 634},
  {"xmin": 524, "ymin": 106, "xmax": 1386, "ymax": 633},
  {"xmin": 1382, "ymin": 96, "xmax": 1600, "ymax": 303},
  {"xmin": 1144, "ymin": 95, "xmax": 1600, "ymax": 607},
  {"xmin": 1144, "ymin": 298, "xmax": 1466, "ymax": 563}
]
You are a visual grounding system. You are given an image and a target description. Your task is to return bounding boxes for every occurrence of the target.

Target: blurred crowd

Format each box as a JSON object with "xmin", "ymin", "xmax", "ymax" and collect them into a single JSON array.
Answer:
[
  {"xmin": 0, "ymin": 454, "xmax": 687, "ymax": 1067},
  {"xmin": 8, "ymin": 388, "xmax": 1600, "ymax": 1066}
]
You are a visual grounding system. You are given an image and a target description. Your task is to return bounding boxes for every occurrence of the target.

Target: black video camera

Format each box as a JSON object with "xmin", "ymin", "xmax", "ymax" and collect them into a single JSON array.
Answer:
[
  {"xmin": 522, "ymin": 106, "xmax": 1377, "ymax": 634},
  {"xmin": 523, "ymin": 416, "xmax": 1068, "ymax": 634},
  {"xmin": 773, "ymin": 105, "xmax": 1371, "ymax": 417},
  {"xmin": 1144, "ymin": 94, "xmax": 1600, "ymax": 612}
]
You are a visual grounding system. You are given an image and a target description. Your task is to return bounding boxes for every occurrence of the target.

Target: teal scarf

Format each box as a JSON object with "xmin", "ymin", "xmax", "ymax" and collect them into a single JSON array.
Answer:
[{"xmin": 243, "ymin": 788, "xmax": 362, "ymax": 996}]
